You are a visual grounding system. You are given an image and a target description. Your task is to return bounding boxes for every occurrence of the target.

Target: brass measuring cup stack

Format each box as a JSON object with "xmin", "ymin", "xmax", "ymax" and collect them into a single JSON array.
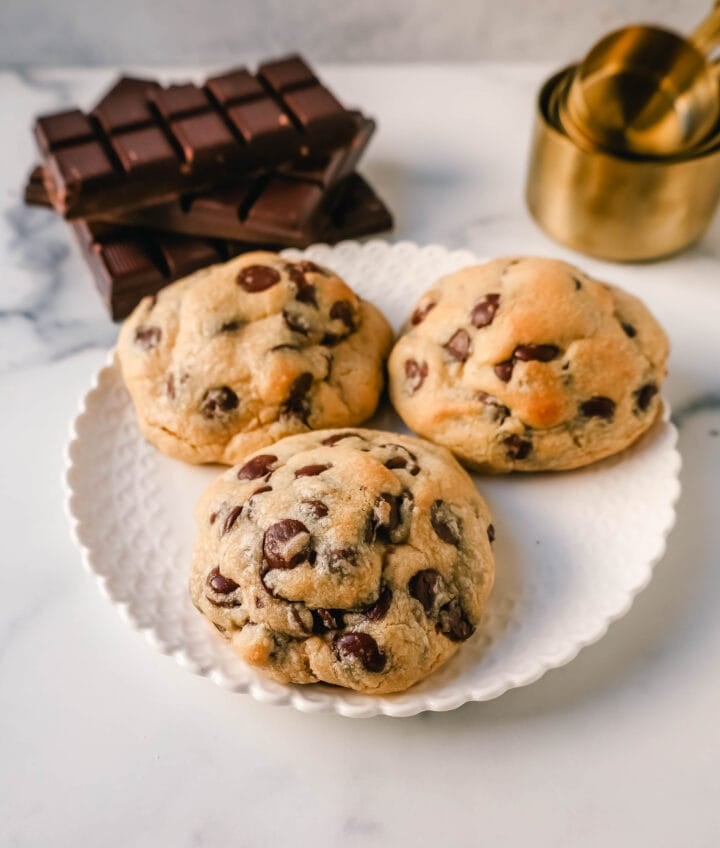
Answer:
[{"xmin": 526, "ymin": 3, "xmax": 720, "ymax": 261}]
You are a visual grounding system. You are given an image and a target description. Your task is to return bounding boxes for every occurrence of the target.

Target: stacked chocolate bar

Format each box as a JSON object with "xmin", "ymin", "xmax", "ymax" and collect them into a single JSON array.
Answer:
[{"xmin": 25, "ymin": 56, "xmax": 392, "ymax": 319}]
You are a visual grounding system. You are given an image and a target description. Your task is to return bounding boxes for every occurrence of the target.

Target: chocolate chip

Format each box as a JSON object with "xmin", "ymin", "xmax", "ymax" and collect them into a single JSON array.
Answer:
[
  {"xmin": 263, "ymin": 519, "xmax": 311, "ymax": 570},
  {"xmin": 384, "ymin": 456, "xmax": 408, "ymax": 470},
  {"xmin": 296, "ymin": 283, "xmax": 318, "ymax": 306},
  {"xmin": 621, "ymin": 322, "xmax": 637, "ymax": 338},
  {"xmin": 283, "ymin": 310, "xmax": 310, "ymax": 335},
  {"xmin": 295, "ymin": 463, "xmax": 331, "ymax": 477},
  {"xmin": 237, "ymin": 454, "xmax": 278, "ymax": 481},
  {"xmin": 430, "ymin": 500, "xmax": 461, "ymax": 547},
  {"xmin": 251, "ymin": 485, "xmax": 272, "ymax": 496},
  {"xmin": 285, "ymin": 262, "xmax": 319, "ymax": 307},
  {"xmin": 487, "ymin": 524, "xmax": 495, "ymax": 543},
  {"xmin": 282, "ymin": 372, "xmax": 313, "ymax": 421},
  {"xmin": 471, "ymin": 293, "xmax": 500, "ymax": 328},
  {"xmin": 513, "ymin": 344, "xmax": 560, "ymax": 362},
  {"xmin": 219, "ymin": 319, "xmax": 242, "ymax": 333},
  {"xmin": 635, "ymin": 383, "xmax": 658, "ymax": 412},
  {"xmin": 291, "ymin": 606, "xmax": 313, "ymax": 633},
  {"xmin": 134, "ymin": 325, "xmax": 162, "ymax": 349},
  {"xmin": 327, "ymin": 548, "xmax": 358, "ymax": 574},
  {"xmin": 409, "ymin": 569, "xmax": 444, "ymax": 614},
  {"xmin": 222, "ymin": 505, "xmax": 243, "ymax": 534},
  {"xmin": 199, "ymin": 386, "xmax": 239, "ymax": 419},
  {"xmin": 580, "ymin": 396, "xmax": 616, "ymax": 419},
  {"xmin": 312, "ymin": 608, "xmax": 344, "ymax": 633},
  {"xmin": 381, "ymin": 444, "xmax": 420, "ymax": 476},
  {"xmin": 206, "ymin": 566, "xmax": 239, "ymax": 594},
  {"xmin": 504, "ymin": 434, "xmax": 532, "ymax": 460},
  {"xmin": 209, "ymin": 511, "xmax": 218, "ymax": 525},
  {"xmin": 494, "ymin": 360, "xmax": 514, "ymax": 382},
  {"xmin": 411, "ymin": 301, "xmax": 436, "ymax": 325},
  {"xmin": 329, "ymin": 300, "xmax": 355, "ymax": 331},
  {"xmin": 477, "ymin": 391, "xmax": 510, "ymax": 422},
  {"xmin": 573, "ymin": 277, "xmax": 583, "ymax": 291},
  {"xmin": 405, "ymin": 359, "xmax": 429, "ymax": 392},
  {"xmin": 322, "ymin": 431, "xmax": 360, "ymax": 446},
  {"xmin": 438, "ymin": 599, "xmax": 475, "ymax": 642},
  {"xmin": 368, "ymin": 493, "xmax": 400, "ymax": 542},
  {"xmin": 334, "ymin": 632, "xmax": 386, "ymax": 673},
  {"xmin": 444, "ymin": 329, "xmax": 471, "ymax": 362},
  {"xmin": 237, "ymin": 264, "xmax": 281, "ymax": 292},
  {"xmin": 303, "ymin": 499, "xmax": 329, "ymax": 519},
  {"xmin": 166, "ymin": 373, "xmax": 175, "ymax": 399},
  {"xmin": 363, "ymin": 585, "xmax": 393, "ymax": 621}
]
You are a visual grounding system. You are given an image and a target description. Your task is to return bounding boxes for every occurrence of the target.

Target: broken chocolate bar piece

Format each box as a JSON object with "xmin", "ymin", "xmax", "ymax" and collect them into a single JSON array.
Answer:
[{"xmin": 34, "ymin": 57, "xmax": 359, "ymax": 219}]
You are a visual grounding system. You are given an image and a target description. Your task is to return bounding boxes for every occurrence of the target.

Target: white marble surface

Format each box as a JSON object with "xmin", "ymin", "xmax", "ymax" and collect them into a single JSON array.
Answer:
[
  {"xmin": 1, "ymin": 64, "xmax": 719, "ymax": 847},
  {"xmin": 0, "ymin": 0, "xmax": 710, "ymax": 63}
]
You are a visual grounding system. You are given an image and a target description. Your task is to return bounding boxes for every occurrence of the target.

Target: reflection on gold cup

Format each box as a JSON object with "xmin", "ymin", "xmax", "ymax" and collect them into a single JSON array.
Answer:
[{"xmin": 526, "ymin": 67, "xmax": 720, "ymax": 261}]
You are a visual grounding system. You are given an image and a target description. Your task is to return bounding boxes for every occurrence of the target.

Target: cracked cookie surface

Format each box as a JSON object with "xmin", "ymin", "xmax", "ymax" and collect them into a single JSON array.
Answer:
[
  {"xmin": 190, "ymin": 428, "xmax": 495, "ymax": 694},
  {"xmin": 388, "ymin": 256, "xmax": 669, "ymax": 472},
  {"xmin": 117, "ymin": 251, "xmax": 393, "ymax": 464}
]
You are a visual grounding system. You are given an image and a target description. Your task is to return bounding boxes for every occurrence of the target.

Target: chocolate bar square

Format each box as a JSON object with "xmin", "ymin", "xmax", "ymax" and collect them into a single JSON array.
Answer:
[
  {"xmin": 284, "ymin": 85, "xmax": 354, "ymax": 144},
  {"xmin": 47, "ymin": 141, "xmax": 116, "ymax": 192},
  {"xmin": 112, "ymin": 127, "xmax": 179, "ymax": 175},
  {"xmin": 206, "ymin": 68, "xmax": 265, "ymax": 106},
  {"xmin": 153, "ymin": 84, "xmax": 211, "ymax": 120},
  {"xmin": 259, "ymin": 55, "xmax": 317, "ymax": 93},
  {"xmin": 227, "ymin": 99, "xmax": 299, "ymax": 158},
  {"xmin": 170, "ymin": 113, "xmax": 240, "ymax": 167},
  {"xmin": 35, "ymin": 109, "xmax": 95, "ymax": 154}
]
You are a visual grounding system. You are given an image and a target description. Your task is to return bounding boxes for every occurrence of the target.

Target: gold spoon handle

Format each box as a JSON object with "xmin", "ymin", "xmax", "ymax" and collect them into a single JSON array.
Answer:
[{"xmin": 690, "ymin": 2, "xmax": 720, "ymax": 53}]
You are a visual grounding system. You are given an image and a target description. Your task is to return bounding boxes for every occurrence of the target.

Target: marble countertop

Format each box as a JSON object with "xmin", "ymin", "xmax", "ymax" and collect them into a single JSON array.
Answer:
[{"xmin": 1, "ymin": 64, "xmax": 719, "ymax": 848}]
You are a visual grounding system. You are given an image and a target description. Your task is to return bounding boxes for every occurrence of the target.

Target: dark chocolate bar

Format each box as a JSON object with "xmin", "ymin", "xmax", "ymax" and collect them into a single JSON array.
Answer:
[
  {"xmin": 104, "ymin": 113, "xmax": 376, "ymax": 244},
  {"xmin": 62, "ymin": 173, "xmax": 392, "ymax": 320},
  {"xmin": 35, "ymin": 56, "xmax": 359, "ymax": 219}
]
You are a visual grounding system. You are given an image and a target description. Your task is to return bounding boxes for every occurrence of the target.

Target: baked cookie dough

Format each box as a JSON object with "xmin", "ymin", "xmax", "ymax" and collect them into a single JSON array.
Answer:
[
  {"xmin": 388, "ymin": 256, "xmax": 669, "ymax": 472},
  {"xmin": 117, "ymin": 252, "xmax": 393, "ymax": 464},
  {"xmin": 190, "ymin": 429, "xmax": 495, "ymax": 694}
]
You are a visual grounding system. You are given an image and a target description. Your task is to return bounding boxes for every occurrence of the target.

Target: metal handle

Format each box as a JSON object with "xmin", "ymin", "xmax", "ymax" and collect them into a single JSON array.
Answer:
[{"xmin": 690, "ymin": 4, "xmax": 720, "ymax": 53}]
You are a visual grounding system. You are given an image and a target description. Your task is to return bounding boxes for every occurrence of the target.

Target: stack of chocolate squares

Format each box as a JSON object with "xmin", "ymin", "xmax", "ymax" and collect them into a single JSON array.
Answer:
[{"xmin": 24, "ymin": 55, "xmax": 392, "ymax": 319}]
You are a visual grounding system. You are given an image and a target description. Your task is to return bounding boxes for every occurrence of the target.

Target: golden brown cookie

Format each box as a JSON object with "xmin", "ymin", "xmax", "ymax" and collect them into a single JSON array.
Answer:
[
  {"xmin": 117, "ymin": 251, "xmax": 393, "ymax": 464},
  {"xmin": 190, "ymin": 429, "xmax": 495, "ymax": 694},
  {"xmin": 388, "ymin": 256, "xmax": 669, "ymax": 472}
]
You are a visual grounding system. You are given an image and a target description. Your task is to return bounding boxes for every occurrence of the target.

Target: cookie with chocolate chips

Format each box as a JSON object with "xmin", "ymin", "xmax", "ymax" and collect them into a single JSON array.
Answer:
[
  {"xmin": 118, "ymin": 251, "xmax": 393, "ymax": 464},
  {"xmin": 189, "ymin": 429, "xmax": 495, "ymax": 694},
  {"xmin": 388, "ymin": 256, "xmax": 669, "ymax": 472}
]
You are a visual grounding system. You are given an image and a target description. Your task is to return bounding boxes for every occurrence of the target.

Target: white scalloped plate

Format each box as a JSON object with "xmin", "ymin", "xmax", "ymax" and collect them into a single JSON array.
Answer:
[{"xmin": 65, "ymin": 241, "xmax": 681, "ymax": 718}]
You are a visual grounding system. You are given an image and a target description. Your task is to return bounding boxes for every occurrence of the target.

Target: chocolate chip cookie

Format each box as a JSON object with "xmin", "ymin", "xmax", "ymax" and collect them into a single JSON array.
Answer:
[
  {"xmin": 388, "ymin": 257, "xmax": 669, "ymax": 472},
  {"xmin": 117, "ymin": 251, "xmax": 393, "ymax": 464},
  {"xmin": 190, "ymin": 429, "xmax": 495, "ymax": 694}
]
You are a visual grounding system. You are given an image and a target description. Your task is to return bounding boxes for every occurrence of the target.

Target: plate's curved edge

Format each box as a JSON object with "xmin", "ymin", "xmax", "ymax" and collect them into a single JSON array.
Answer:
[{"xmin": 63, "ymin": 240, "xmax": 684, "ymax": 719}]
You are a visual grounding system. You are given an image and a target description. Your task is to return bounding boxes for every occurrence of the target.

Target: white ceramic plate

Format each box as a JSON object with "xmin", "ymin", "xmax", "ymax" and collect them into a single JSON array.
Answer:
[{"xmin": 65, "ymin": 241, "xmax": 681, "ymax": 718}]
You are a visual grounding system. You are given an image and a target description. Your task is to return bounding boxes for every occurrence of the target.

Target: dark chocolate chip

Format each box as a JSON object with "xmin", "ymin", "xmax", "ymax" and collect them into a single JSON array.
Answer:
[
  {"xmin": 430, "ymin": 500, "xmax": 462, "ymax": 547},
  {"xmin": 237, "ymin": 454, "xmax": 278, "ymax": 480},
  {"xmin": 384, "ymin": 456, "xmax": 408, "ymax": 470},
  {"xmin": 513, "ymin": 344, "xmax": 560, "ymax": 362},
  {"xmin": 199, "ymin": 386, "xmax": 239, "ymax": 419},
  {"xmin": 222, "ymin": 505, "xmax": 243, "ymax": 534},
  {"xmin": 209, "ymin": 511, "xmax": 219, "ymax": 525},
  {"xmin": 134, "ymin": 325, "xmax": 162, "ymax": 349},
  {"xmin": 334, "ymin": 632, "xmax": 386, "ymax": 673},
  {"xmin": 363, "ymin": 585, "xmax": 393, "ymax": 621},
  {"xmin": 322, "ymin": 431, "xmax": 360, "ymax": 446},
  {"xmin": 237, "ymin": 264, "xmax": 281, "ymax": 292},
  {"xmin": 166, "ymin": 373, "xmax": 176, "ymax": 399},
  {"xmin": 296, "ymin": 283, "xmax": 318, "ymax": 306},
  {"xmin": 251, "ymin": 485, "xmax": 272, "ymax": 496},
  {"xmin": 438, "ymin": 598, "xmax": 475, "ymax": 642},
  {"xmin": 368, "ymin": 493, "xmax": 400, "ymax": 543},
  {"xmin": 477, "ymin": 390, "xmax": 510, "ymax": 422},
  {"xmin": 411, "ymin": 301, "xmax": 436, "ymax": 325},
  {"xmin": 262, "ymin": 519, "xmax": 311, "ymax": 570},
  {"xmin": 471, "ymin": 293, "xmax": 500, "ymax": 328},
  {"xmin": 295, "ymin": 463, "xmax": 331, "ymax": 477},
  {"xmin": 635, "ymin": 383, "xmax": 658, "ymax": 412},
  {"xmin": 621, "ymin": 322, "xmax": 637, "ymax": 338},
  {"xmin": 312, "ymin": 607, "xmax": 344, "ymax": 633},
  {"xmin": 444, "ymin": 329, "xmax": 471, "ymax": 362},
  {"xmin": 327, "ymin": 548, "xmax": 358, "ymax": 574},
  {"xmin": 329, "ymin": 300, "xmax": 355, "ymax": 331},
  {"xmin": 282, "ymin": 372, "xmax": 313, "ymax": 421},
  {"xmin": 580, "ymin": 396, "xmax": 616, "ymax": 419},
  {"xmin": 303, "ymin": 499, "xmax": 329, "ymax": 519},
  {"xmin": 409, "ymin": 569, "xmax": 444, "ymax": 614},
  {"xmin": 494, "ymin": 360, "xmax": 514, "ymax": 382},
  {"xmin": 206, "ymin": 566, "xmax": 239, "ymax": 594},
  {"xmin": 405, "ymin": 359, "xmax": 429, "ymax": 392},
  {"xmin": 219, "ymin": 319, "xmax": 243, "ymax": 333},
  {"xmin": 504, "ymin": 434, "xmax": 532, "ymax": 460},
  {"xmin": 487, "ymin": 523, "xmax": 495, "ymax": 544},
  {"xmin": 285, "ymin": 263, "xmax": 319, "ymax": 307},
  {"xmin": 283, "ymin": 309, "xmax": 310, "ymax": 335},
  {"xmin": 573, "ymin": 276, "xmax": 583, "ymax": 291}
]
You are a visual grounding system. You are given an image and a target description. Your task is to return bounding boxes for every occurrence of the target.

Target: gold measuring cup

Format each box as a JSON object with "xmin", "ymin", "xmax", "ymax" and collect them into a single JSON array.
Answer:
[
  {"xmin": 560, "ymin": 2, "xmax": 720, "ymax": 157},
  {"xmin": 526, "ymin": 67, "xmax": 720, "ymax": 261}
]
